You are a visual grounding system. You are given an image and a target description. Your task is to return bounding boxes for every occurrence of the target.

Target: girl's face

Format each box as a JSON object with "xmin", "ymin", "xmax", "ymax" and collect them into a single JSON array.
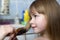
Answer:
[{"xmin": 30, "ymin": 8, "xmax": 47, "ymax": 33}]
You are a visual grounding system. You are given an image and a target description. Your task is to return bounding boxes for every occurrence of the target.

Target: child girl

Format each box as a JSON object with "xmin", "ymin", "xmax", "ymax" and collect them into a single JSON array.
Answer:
[{"xmin": 29, "ymin": 0, "xmax": 60, "ymax": 40}]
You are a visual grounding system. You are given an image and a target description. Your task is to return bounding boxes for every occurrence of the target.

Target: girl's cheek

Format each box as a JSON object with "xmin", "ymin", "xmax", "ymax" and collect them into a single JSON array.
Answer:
[{"xmin": 36, "ymin": 14, "xmax": 47, "ymax": 31}]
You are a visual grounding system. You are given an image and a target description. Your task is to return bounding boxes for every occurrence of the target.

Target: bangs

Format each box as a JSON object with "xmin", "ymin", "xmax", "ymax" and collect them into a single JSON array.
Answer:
[{"xmin": 30, "ymin": 1, "xmax": 46, "ymax": 14}]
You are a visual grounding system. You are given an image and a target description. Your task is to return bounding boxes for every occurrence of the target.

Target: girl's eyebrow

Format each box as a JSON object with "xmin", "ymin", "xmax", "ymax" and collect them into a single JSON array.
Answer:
[
  {"xmin": 30, "ymin": 14, "xmax": 35, "ymax": 16},
  {"xmin": 29, "ymin": 12, "xmax": 34, "ymax": 15}
]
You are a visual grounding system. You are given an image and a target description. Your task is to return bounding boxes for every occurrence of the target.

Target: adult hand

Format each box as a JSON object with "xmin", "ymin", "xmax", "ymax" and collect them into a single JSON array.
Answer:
[{"xmin": 0, "ymin": 25, "xmax": 15, "ymax": 40}]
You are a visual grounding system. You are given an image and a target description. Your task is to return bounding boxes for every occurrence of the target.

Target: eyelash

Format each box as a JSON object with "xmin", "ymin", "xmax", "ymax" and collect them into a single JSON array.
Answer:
[
  {"xmin": 30, "ymin": 15, "xmax": 37, "ymax": 20},
  {"xmin": 34, "ymin": 15, "xmax": 37, "ymax": 17}
]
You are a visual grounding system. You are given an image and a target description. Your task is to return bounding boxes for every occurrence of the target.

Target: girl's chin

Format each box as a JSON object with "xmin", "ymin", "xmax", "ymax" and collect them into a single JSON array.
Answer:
[
  {"xmin": 33, "ymin": 28, "xmax": 39, "ymax": 33},
  {"xmin": 34, "ymin": 30, "xmax": 46, "ymax": 34},
  {"xmin": 33, "ymin": 29, "xmax": 42, "ymax": 33}
]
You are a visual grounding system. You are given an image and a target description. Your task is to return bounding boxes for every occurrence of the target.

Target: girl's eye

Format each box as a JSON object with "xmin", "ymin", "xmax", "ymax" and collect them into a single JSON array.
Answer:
[{"xmin": 34, "ymin": 15, "xmax": 37, "ymax": 17}]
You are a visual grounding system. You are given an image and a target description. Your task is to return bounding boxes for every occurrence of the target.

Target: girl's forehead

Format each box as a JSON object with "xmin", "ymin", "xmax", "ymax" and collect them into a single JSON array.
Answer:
[
  {"xmin": 30, "ymin": 7, "xmax": 45, "ymax": 14},
  {"xmin": 30, "ymin": 7, "xmax": 37, "ymax": 15}
]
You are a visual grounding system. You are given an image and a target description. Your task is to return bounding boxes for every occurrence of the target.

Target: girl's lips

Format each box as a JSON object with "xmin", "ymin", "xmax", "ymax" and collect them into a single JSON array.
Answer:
[
  {"xmin": 31, "ymin": 26, "xmax": 37, "ymax": 29},
  {"xmin": 31, "ymin": 24, "xmax": 37, "ymax": 28},
  {"xmin": 31, "ymin": 25, "xmax": 36, "ymax": 28}
]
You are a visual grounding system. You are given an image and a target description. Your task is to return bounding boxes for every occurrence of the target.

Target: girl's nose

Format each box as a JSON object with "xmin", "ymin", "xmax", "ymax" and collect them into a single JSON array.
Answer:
[
  {"xmin": 29, "ymin": 18, "xmax": 35, "ymax": 24},
  {"xmin": 29, "ymin": 19, "xmax": 36, "ymax": 28}
]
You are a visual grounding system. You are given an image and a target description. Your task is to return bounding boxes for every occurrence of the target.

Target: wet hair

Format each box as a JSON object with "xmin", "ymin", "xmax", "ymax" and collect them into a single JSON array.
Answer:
[{"xmin": 30, "ymin": 0, "xmax": 60, "ymax": 40}]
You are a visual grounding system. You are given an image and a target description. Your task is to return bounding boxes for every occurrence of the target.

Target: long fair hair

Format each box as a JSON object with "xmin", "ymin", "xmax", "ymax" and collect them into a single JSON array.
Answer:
[{"xmin": 30, "ymin": 0, "xmax": 60, "ymax": 40}]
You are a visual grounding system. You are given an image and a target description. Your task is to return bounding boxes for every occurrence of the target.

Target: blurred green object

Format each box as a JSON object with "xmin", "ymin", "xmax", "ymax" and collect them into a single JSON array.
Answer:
[{"xmin": 21, "ymin": 21, "xmax": 27, "ymax": 26}]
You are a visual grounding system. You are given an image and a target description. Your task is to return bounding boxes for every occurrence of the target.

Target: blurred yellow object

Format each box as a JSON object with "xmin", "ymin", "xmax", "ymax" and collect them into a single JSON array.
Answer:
[{"xmin": 24, "ymin": 9, "xmax": 30, "ymax": 23}]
